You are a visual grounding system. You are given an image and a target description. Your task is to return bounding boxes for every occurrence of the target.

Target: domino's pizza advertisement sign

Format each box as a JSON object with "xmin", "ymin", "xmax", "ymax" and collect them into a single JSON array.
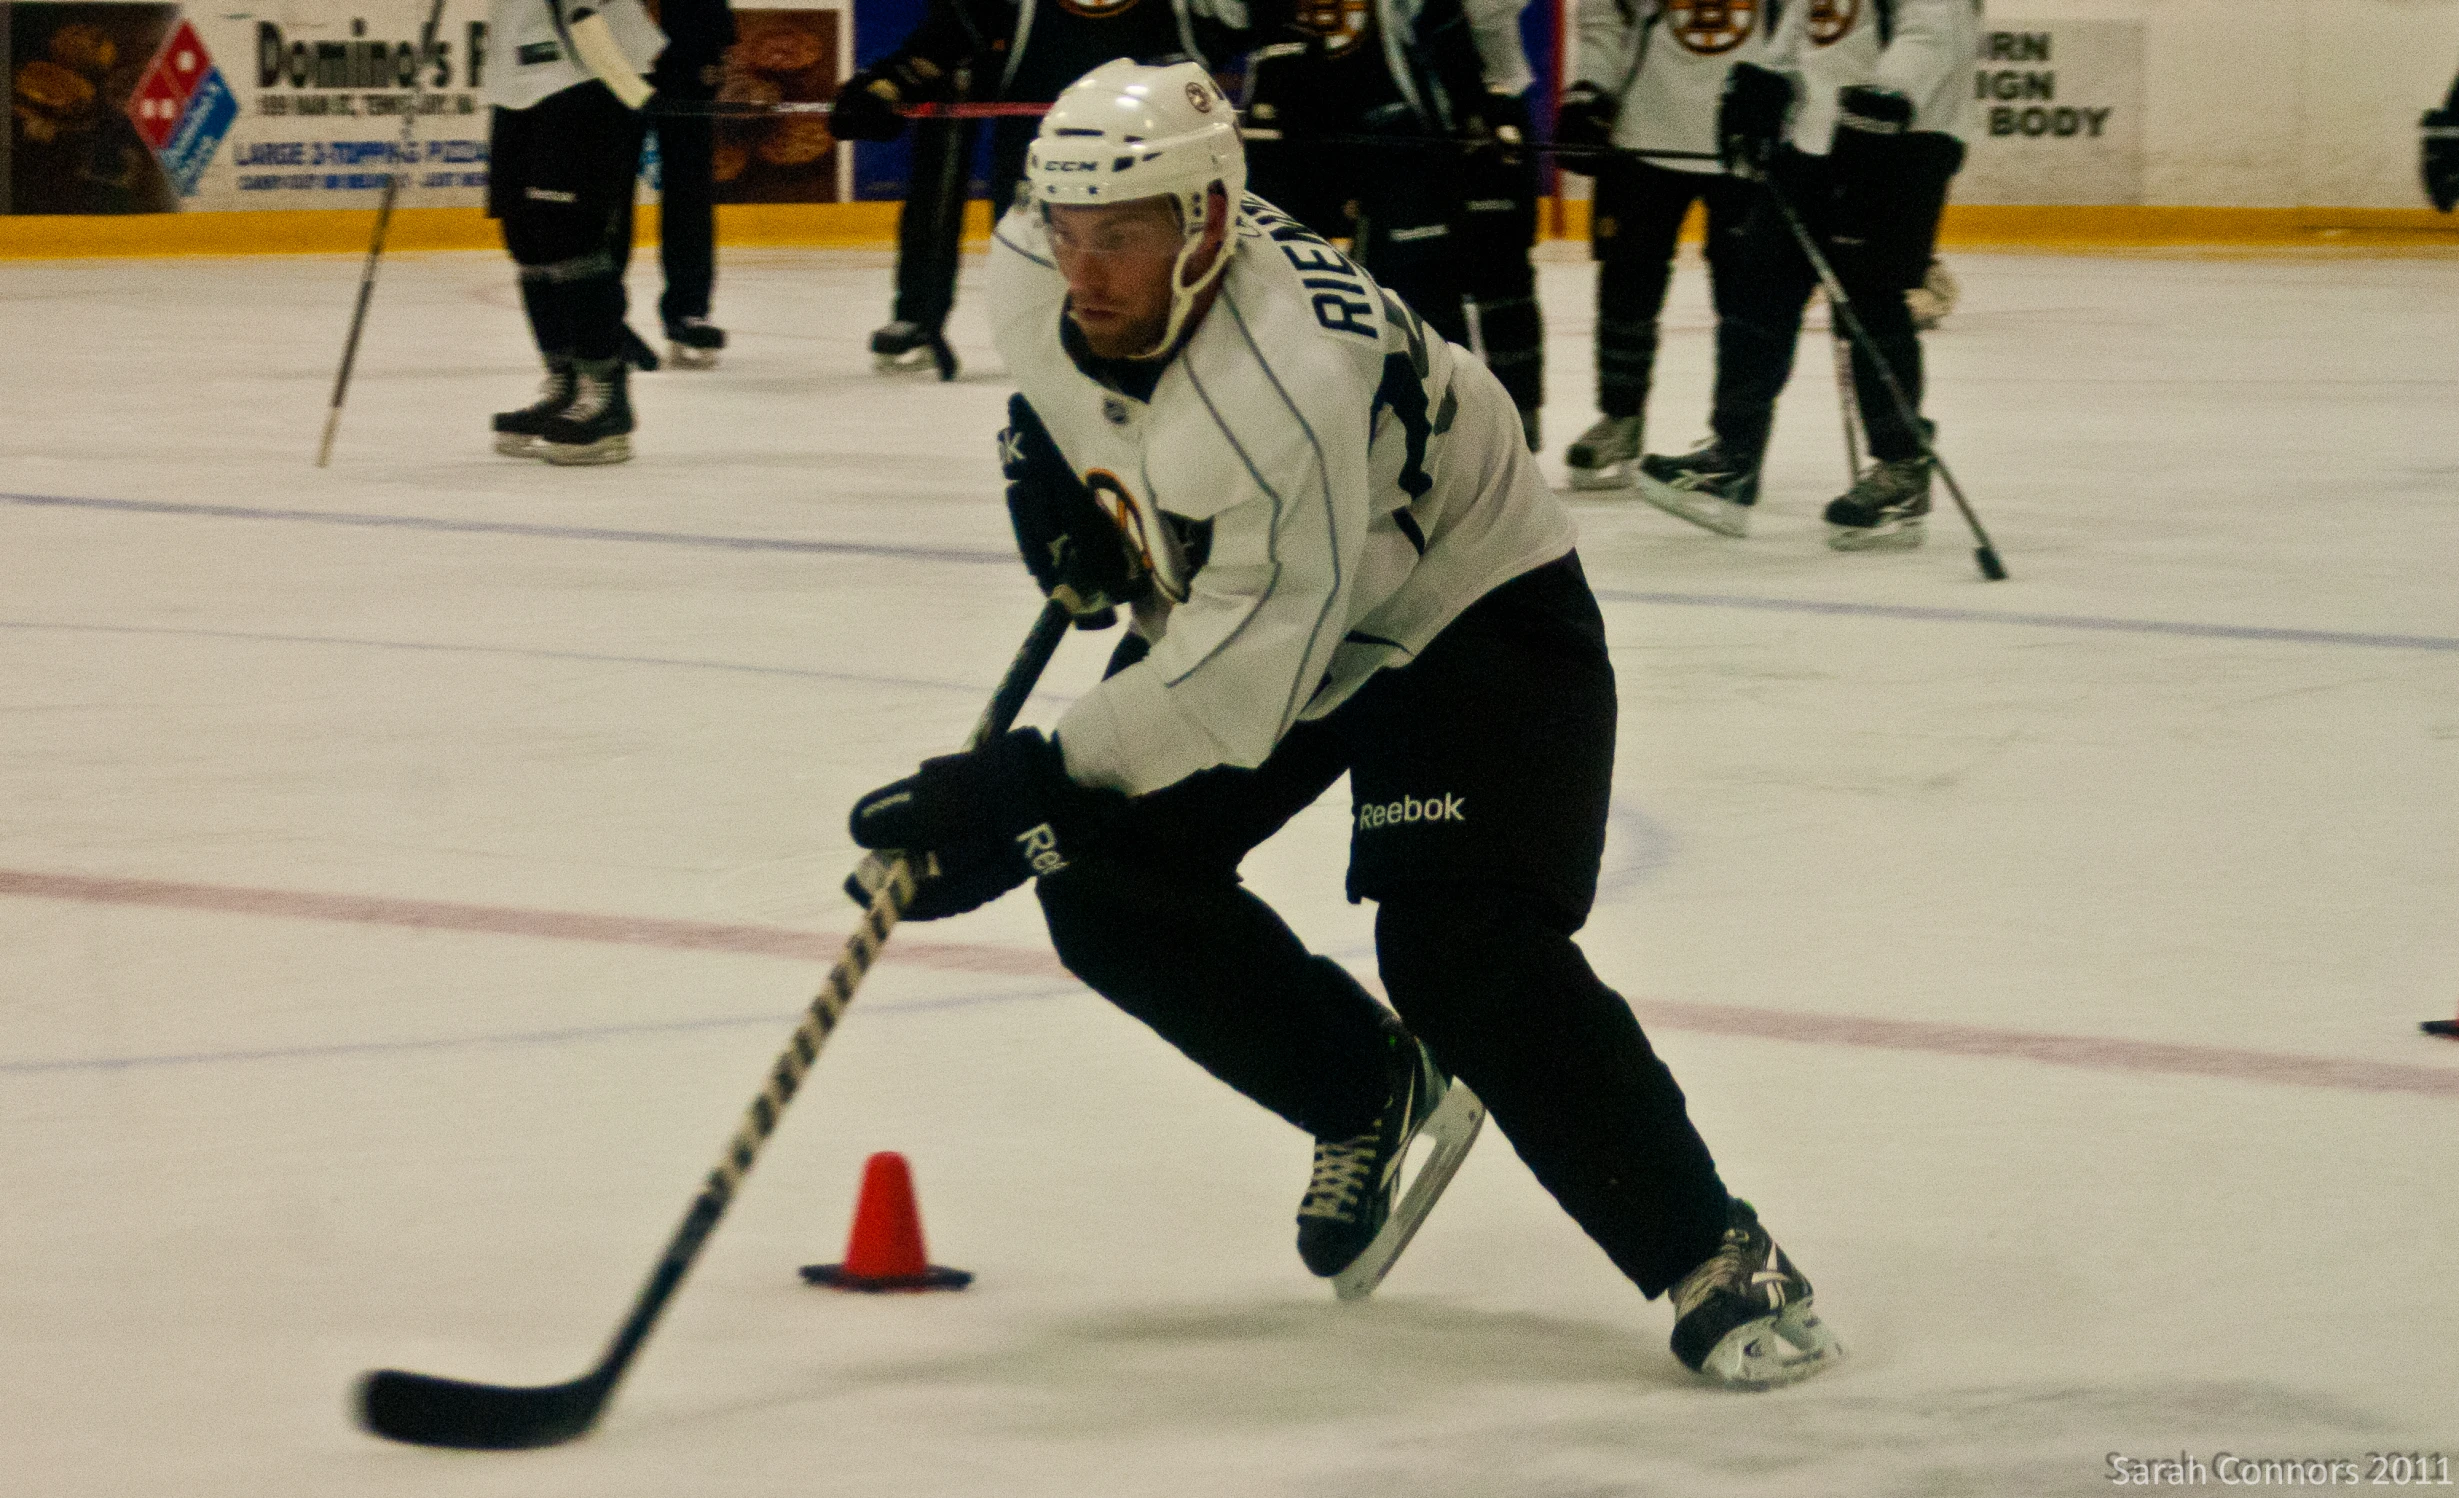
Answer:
[
  {"xmin": 127, "ymin": 19, "xmax": 237, "ymax": 195},
  {"xmin": 1957, "ymin": 20, "xmax": 2148, "ymax": 206}
]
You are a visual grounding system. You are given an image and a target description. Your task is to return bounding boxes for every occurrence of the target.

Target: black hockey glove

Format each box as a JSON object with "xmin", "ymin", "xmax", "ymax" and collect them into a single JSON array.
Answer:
[
  {"xmin": 2424, "ymin": 108, "xmax": 2459, "ymax": 213},
  {"xmin": 840, "ymin": 841, "xmax": 1025, "ymax": 922},
  {"xmin": 1718, "ymin": 62, "xmax": 1794, "ymax": 179},
  {"xmin": 1458, "ymin": 88, "xmax": 1531, "ymax": 166},
  {"xmin": 848, "ymin": 729, "xmax": 1125, "ymax": 889},
  {"xmin": 1553, "ymin": 82, "xmax": 1618, "ymax": 175},
  {"xmin": 1003, "ymin": 392, "xmax": 1139, "ymax": 628},
  {"xmin": 829, "ymin": 54, "xmax": 949, "ymax": 143}
]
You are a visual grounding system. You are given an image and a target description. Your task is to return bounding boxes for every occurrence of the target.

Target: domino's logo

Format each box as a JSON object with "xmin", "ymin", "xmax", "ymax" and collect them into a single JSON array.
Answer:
[{"xmin": 125, "ymin": 21, "xmax": 238, "ymax": 197}]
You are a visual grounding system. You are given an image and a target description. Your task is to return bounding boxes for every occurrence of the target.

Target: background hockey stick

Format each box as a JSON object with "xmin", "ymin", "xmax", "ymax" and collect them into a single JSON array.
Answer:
[
  {"xmin": 356, "ymin": 598, "xmax": 1074, "ymax": 1450},
  {"xmin": 1762, "ymin": 176, "xmax": 2010, "ymax": 581},
  {"xmin": 1828, "ymin": 296, "xmax": 1867, "ymax": 483},
  {"xmin": 314, "ymin": 0, "xmax": 447, "ymax": 467}
]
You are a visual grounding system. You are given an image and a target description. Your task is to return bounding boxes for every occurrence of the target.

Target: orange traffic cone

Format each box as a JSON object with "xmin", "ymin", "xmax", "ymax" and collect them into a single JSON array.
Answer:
[{"xmin": 799, "ymin": 1152, "xmax": 973, "ymax": 1291}]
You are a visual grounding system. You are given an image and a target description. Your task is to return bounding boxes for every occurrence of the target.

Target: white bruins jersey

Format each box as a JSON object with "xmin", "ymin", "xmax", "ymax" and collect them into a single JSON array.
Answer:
[
  {"xmin": 485, "ymin": 0, "xmax": 664, "ymax": 111},
  {"xmin": 985, "ymin": 197, "xmax": 1578, "ymax": 799},
  {"xmin": 1764, "ymin": 0, "xmax": 1978, "ymax": 155},
  {"xmin": 1575, "ymin": 1, "xmax": 1767, "ymax": 176}
]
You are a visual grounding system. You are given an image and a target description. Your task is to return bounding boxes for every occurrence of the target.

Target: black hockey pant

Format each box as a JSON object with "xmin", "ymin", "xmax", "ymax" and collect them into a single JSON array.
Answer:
[
  {"xmin": 1453, "ymin": 145, "xmax": 1544, "ymax": 426},
  {"xmin": 1589, "ymin": 159, "xmax": 1757, "ymax": 422},
  {"xmin": 612, "ymin": 61, "xmax": 720, "ymax": 326},
  {"xmin": 1711, "ymin": 144, "xmax": 1954, "ymax": 465},
  {"xmin": 1034, "ymin": 556, "xmax": 1731, "ymax": 1297},
  {"xmin": 488, "ymin": 84, "xmax": 646, "ymax": 364}
]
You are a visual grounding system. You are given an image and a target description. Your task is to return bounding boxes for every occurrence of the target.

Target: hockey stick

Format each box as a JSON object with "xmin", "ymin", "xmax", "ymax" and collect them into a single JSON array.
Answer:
[
  {"xmin": 356, "ymin": 598, "xmax": 1074, "ymax": 1450},
  {"xmin": 314, "ymin": 0, "xmax": 447, "ymax": 468},
  {"xmin": 1829, "ymin": 295, "xmax": 1866, "ymax": 482},
  {"xmin": 1762, "ymin": 176, "xmax": 2009, "ymax": 581}
]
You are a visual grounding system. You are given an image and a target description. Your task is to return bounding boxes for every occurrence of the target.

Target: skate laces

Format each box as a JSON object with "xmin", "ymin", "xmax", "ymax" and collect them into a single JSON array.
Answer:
[
  {"xmin": 564, "ymin": 373, "xmax": 612, "ymax": 422},
  {"xmin": 1297, "ymin": 1134, "xmax": 1378, "ymax": 1222},
  {"xmin": 1674, "ymin": 1204, "xmax": 1787, "ymax": 1317}
]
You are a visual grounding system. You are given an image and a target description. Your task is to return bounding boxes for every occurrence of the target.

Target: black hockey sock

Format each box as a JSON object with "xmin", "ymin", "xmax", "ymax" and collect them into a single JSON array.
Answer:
[
  {"xmin": 1038, "ymin": 860, "xmax": 1396, "ymax": 1139},
  {"xmin": 563, "ymin": 272, "xmax": 627, "ymax": 364},
  {"xmin": 1375, "ymin": 892, "xmax": 1731, "ymax": 1297},
  {"xmin": 1472, "ymin": 291, "xmax": 1545, "ymax": 419},
  {"xmin": 518, "ymin": 278, "xmax": 572, "ymax": 362}
]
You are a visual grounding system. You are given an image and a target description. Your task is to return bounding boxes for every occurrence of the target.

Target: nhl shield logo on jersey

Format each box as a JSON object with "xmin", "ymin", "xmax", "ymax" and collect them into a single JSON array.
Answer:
[
  {"xmin": 1667, "ymin": 1, "xmax": 1759, "ymax": 56},
  {"xmin": 1806, "ymin": 0, "xmax": 1863, "ymax": 45}
]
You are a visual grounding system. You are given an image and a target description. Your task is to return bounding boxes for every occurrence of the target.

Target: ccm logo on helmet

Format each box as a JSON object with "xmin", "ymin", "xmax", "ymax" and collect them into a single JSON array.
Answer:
[{"xmin": 1356, "ymin": 794, "xmax": 1466, "ymax": 830}]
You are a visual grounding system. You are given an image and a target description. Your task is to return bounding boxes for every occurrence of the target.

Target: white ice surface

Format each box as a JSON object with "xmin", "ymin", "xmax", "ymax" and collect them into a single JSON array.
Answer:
[{"xmin": 2, "ymin": 241, "xmax": 2456, "ymax": 1496}]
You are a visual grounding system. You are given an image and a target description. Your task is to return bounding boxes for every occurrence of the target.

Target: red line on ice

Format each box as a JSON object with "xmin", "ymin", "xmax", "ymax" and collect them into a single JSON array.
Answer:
[{"xmin": 7, "ymin": 868, "xmax": 2455, "ymax": 1099}]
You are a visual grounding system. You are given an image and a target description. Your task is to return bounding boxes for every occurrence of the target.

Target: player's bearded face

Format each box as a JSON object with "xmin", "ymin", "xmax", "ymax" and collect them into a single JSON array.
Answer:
[{"xmin": 1048, "ymin": 199, "xmax": 1188, "ymax": 358}]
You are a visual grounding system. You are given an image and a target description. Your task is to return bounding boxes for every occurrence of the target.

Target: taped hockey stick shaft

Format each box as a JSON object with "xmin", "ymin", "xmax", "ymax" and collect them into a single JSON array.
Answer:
[
  {"xmin": 1762, "ymin": 176, "xmax": 2010, "ymax": 581},
  {"xmin": 315, "ymin": 0, "xmax": 447, "ymax": 468},
  {"xmin": 357, "ymin": 598, "xmax": 1074, "ymax": 1450},
  {"xmin": 1828, "ymin": 295, "xmax": 1865, "ymax": 482}
]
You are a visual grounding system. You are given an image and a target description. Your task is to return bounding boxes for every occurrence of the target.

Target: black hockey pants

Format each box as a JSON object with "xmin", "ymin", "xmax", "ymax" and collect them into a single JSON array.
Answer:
[
  {"xmin": 1034, "ymin": 556, "xmax": 1732, "ymax": 1298},
  {"xmin": 1589, "ymin": 159, "xmax": 1757, "ymax": 422},
  {"xmin": 1710, "ymin": 143, "xmax": 1956, "ymax": 464},
  {"xmin": 489, "ymin": 84, "xmax": 645, "ymax": 363}
]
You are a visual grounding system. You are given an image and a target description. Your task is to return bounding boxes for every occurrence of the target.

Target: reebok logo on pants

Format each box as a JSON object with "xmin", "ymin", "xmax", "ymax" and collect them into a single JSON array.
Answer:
[{"xmin": 1356, "ymin": 794, "xmax": 1466, "ymax": 831}]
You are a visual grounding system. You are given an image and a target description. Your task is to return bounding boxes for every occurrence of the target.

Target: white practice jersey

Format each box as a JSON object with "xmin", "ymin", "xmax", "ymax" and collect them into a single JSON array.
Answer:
[
  {"xmin": 1575, "ymin": 0, "xmax": 1766, "ymax": 176},
  {"xmin": 985, "ymin": 197, "xmax": 1579, "ymax": 799},
  {"xmin": 485, "ymin": 0, "xmax": 664, "ymax": 111},
  {"xmin": 1469, "ymin": 0, "xmax": 1537, "ymax": 99},
  {"xmin": 1764, "ymin": 0, "xmax": 1978, "ymax": 155}
]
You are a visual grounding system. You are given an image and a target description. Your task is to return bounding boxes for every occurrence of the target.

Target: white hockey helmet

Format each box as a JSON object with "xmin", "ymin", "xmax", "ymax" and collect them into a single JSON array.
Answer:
[{"xmin": 1025, "ymin": 58, "xmax": 1245, "ymax": 356}]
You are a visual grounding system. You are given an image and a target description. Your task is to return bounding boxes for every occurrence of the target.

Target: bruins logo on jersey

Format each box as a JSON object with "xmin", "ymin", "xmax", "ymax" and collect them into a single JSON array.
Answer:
[
  {"xmin": 1806, "ymin": 0, "xmax": 1862, "ymax": 45},
  {"xmin": 1666, "ymin": 0, "xmax": 1759, "ymax": 56},
  {"xmin": 1292, "ymin": 0, "xmax": 1372, "ymax": 57},
  {"xmin": 1053, "ymin": 0, "xmax": 1147, "ymax": 18}
]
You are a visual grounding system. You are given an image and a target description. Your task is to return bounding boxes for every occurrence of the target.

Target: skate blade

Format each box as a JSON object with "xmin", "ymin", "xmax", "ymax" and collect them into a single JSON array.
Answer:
[
  {"xmin": 1635, "ymin": 475, "xmax": 1752, "ymax": 537},
  {"xmin": 493, "ymin": 433, "xmax": 545, "ymax": 458},
  {"xmin": 1695, "ymin": 1302, "xmax": 1844, "ymax": 1390},
  {"xmin": 1567, "ymin": 462, "xmax": 1636, "ymax": 491},
  {"xmin": 1826, "ymin": 518, "xmax": 1926, "ymax": 552},
  {"xmin": 538, "ymin": 434, "xmax": 632, "ymax": 466},
  {"xmin": 873, "ymin": 346, "xmax": 937, "ymax": 375},
  {"xmin": 667, "ymin": 343, "xmax": 720, "ymax": 370},
  {"xmin": 1331, "ymin": 1081, "xmax": 1486, "ymax": 1303}
]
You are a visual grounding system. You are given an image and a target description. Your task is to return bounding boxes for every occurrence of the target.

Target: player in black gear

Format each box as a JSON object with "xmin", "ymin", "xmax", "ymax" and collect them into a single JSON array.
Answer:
[
  {"xmin": 485, "ymin": 0, "xmax": 666, "ymax": 464},
  {"xmin": 828, "ymin": 0, "xmax": 1251, "ymax": 380},
  {"xmin": 1635, "ymin": 0, "xmax": 1977, "ymax": 549}
]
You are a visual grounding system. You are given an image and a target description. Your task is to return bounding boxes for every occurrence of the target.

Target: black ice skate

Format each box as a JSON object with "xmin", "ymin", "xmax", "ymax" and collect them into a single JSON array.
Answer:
[
  {"xmin": 664, "ymin": 314, "xmax": 726, "ymax": 370},
  {"xmin": 492, "ymin": 359, "xmax": 576, "ymax": 458},
  {"xmin": 619, "ymin": 322, "xmax": 662, "ymax": 372},
  {"xmin": 1296, "ymin": 1027, "xmax": 1484, "ymax": 1299},
  {"xmin": 1669, "ymin": 1198, "xmax": 1842, "ymax": 1389},
  {"xmin": 1635, "ymin": 440, "xmax": 1759, "ymax": 536},
  {"xmin": 1564, "ymin": 414, "xmax": 1644, "ymax": 491},
  {"xmin": 536, "ymin": 358, "xmax": 634, "ymax": 465},
  {"xmin": 870, "ymin": 319, "xmax": 959, "ymax": 381},
  {"xmin": 1824, "ymin": 456, "xmax": 1931, "ymax": 551}
]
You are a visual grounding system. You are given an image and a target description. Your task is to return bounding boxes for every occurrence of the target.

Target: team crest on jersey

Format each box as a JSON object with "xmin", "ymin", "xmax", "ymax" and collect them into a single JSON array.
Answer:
[
  {"xmin": 1292, "ymin": 0, "xmax": 1371, "ymax": 57},
  {"xmin": 1806, "ymin": 0, "xmax": 1862, "ymax": 45},
  {"xmin": 1086, "ymin": 471, "xmax": 1193, "ymax": 603},
  {"xmin": 1053, "ymin": 0, "xmax": 1145, "ymax": 17},
  {"xmin": 1666, "ymin": 0, "xmax": 1759, "ymax": 56}
]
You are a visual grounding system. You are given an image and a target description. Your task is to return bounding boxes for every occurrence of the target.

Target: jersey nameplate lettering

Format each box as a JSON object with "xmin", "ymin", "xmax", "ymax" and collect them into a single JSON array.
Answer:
[{"xmin": 1251, "ymin": 203, "xmax": 1380, "ymax": 340}]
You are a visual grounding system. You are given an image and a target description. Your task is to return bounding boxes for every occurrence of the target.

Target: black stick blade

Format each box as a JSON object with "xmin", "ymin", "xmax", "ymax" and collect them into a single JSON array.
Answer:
[
  {"xmin": 357, "ymin": 1367, "xmax": 613, "ymax": 1450},
  {"xmin": 1976, "ymin": 546, "xmax": 2009, "ymax": 582}
]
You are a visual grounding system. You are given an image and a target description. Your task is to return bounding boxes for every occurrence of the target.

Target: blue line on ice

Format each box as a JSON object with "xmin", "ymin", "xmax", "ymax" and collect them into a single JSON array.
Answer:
[{"xmin": 11, "ymin": 489, "xmax": 2456, "ymax": 654}]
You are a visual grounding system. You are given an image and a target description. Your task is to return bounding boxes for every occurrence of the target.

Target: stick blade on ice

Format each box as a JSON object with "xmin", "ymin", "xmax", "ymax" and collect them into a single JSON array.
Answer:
[{"xmin": 356, "ymin": 1367, "xmax": 613, "ymax": 1450}]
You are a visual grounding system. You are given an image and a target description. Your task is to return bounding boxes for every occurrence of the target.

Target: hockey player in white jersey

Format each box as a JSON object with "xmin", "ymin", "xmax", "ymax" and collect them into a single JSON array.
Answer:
[
  {"xmin": 1554, "ymin": 0, "xmax": 1766, "ymax": 490},
  {"xmin": 484, "ymin": 0, "xmax": 664, "ymax": 463},
  {"xmin": 843, "ymin": 58, "xmax": 1841, "ymax": 1388},
  {"xmin": 1636, "ymin": 0, "xmax": 1977, "ymax": 547}
]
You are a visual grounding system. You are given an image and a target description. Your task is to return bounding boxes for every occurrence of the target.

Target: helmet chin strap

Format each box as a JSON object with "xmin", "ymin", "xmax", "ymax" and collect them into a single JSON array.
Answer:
[{"xmin": 1124, "ymin": 188, "xmax": 1234, "ymax": 362}]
